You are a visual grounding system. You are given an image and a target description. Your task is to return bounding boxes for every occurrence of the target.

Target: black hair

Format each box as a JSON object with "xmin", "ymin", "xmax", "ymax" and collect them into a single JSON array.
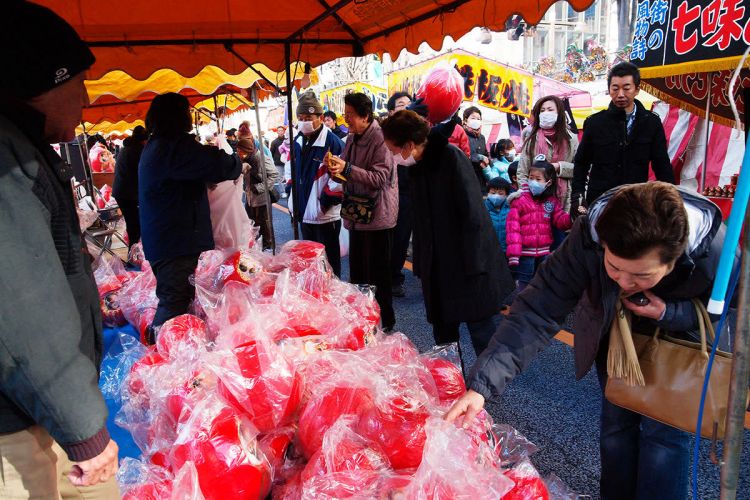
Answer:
[
  {"xmin": 387, "ymin": 91, "xmax": 412, "ymax": 111},
  {"xmin": 462, "ymin": 106, "xmax": 482, "ymax": 121},
  {"xmin": 323, "ymin": 110, "xmax": 337, "ymax": 121},
  {"xmin": 488, "ymin": 177, "xmax": 511, "ymax": 193},
  {"xmin": 608, "ymin": 61, "xmax": 641, "ymax": 88},
  {"xmin": 491, "ymin": 138, "xmax": 515, "ymax": 159},
  {"xmin": 344, "ymin": 92, "xmax": 374, "ymax": 122},
  {"xmin": 146, "ymin": 93, "xmax": 192, "ymax": 137},
  {"xmin": 528, "ymin": 159, "xmax": 558, "ymax": 198},
  {"xmin": 381, "ymin": 110, "xmax": 430, "ymax": 148},
  {"xmin": 596, "ymin": 182, "xmax": 688, "ymax": 263},
  {"xmin": 507, "ymin": 160, "xmax": 519, "ymax": 179}
]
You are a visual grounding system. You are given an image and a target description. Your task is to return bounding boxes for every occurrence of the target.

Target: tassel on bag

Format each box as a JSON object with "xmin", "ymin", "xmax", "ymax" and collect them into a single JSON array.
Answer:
[{"xmin": 607, "ymin": 301, "xmax": 646, "ymax": 387}]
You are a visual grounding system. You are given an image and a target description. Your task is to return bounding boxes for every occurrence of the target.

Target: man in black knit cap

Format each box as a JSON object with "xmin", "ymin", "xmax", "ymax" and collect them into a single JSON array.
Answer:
[{"xmin": 0, "ymin": 1, "xmax": 119, "ymax": 497}]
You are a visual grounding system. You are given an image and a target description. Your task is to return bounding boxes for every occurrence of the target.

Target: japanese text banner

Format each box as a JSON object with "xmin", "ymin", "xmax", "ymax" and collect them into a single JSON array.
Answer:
[
  {"xmin": 632, "ymin": 0, "xmax": 750, "ymax": 78},
  {"xmin": 388, "ymin": 53, "xmax": 534, "ymax": 117}
]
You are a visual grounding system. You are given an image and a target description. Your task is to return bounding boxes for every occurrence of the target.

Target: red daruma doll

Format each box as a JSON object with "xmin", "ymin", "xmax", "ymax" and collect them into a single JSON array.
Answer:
[{"xmin": 415, "ymin": 64, "xmax": 464, "ymax": 124}]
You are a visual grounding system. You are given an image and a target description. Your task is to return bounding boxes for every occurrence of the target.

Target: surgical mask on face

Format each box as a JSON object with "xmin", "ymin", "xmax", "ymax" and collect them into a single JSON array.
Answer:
[
  {"xmin": 397, "ymin": 151, "xmax": 416, "ymax": 166},
  {"xmin": 487, "ymin": 193, "xmax": 506, "ymax": 207},
  {"xmin": 505, "ymin": 150, "xmax": 516, "ymax": 160},
  {"xmin": 298, "ymin": 120, "xmax": 315, "ymax": 134},
  {"xmin": 528, "ymin": 180, "xmax": 549, "ymax": 196},
  {"xmin": 538, "ymin": 111, "xmax": 558, "ymax": 130},
  {"xmin": 467, "ymin": 118, "xmax": 482, "ymax": 130}
]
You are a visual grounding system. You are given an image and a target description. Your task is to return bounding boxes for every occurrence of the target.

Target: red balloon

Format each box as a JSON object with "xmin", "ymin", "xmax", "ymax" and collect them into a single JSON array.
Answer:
[
  {"xmin": 415, "ymin": 65, "xmax": 465, "ymax": 124},
  {"xmin": 504, "ymin": 469, "xmax": 550, "ymax": 500},
  {"xmin": 216, "ymin": 341, "xmax": 302, "ymax": 433},
  {"xmin": 170, "ymin": 407, "xmax": 272, "ymax": 500},
  {"xmin": 421, "ymin": 357, "xmax": 466, "ymax": 403},
  {"xmin": 156, "ymin": 314, "xmax": 208, "ymax": 359},
  {"xmin": 356, "ymin": 396, "xmax": 428, "ymax": 470},
  {"xmin": 297, "ymin": 386, "xmax": 375, "ymax": 459}
]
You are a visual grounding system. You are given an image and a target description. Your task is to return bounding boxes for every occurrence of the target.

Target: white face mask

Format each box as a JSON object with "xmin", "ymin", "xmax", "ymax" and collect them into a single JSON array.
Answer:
[
  {"xmin": 298, "ymin": 120, "xmax": 316, "ymax": 134},
  {"xmin": 538, "ymin": 111, "xmax": 558, "ymax": 130},
  {"xmin": 467, "ymin": 118, "xmax": 482, "ymax": 130},
  {"xmin": 397, "ymin": 151, "xmax": 416, "ymax": 166}
]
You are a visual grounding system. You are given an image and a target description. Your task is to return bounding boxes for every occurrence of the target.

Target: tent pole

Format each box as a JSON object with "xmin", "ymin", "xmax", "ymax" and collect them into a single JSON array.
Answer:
[
  {"xmin": 699, "ymin": 72, "xmax": 713, "ymax": 192},
  {"xmin": 252, "ymin": 86, "xmax": 276, "ymax": 254},
  {"xmin": 719, "ymin": 196, "xmax": 750, "ymax": 500},
  {"xmin": 719, "ymin": 85, "xmax": 750, "ymax": 500},
  {"xmin": 285, "ymin": 42, "xmax": 300, "ymax": 240},
  {"xmin": 79, "ymin": 122, "xmax": 96, "ymax": 204}
]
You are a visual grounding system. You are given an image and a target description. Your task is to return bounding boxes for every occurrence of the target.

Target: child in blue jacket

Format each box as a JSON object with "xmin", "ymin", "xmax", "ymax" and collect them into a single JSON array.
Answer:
[{"xmin": 484, "ymin": 177, "xmax": 512, "ymax": 254}]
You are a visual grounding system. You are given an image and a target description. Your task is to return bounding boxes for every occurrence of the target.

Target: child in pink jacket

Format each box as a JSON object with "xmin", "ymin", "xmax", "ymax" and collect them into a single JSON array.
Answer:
[{"xmin": 506, "ymin": 158, "xmax": 572, "ymax": 290}]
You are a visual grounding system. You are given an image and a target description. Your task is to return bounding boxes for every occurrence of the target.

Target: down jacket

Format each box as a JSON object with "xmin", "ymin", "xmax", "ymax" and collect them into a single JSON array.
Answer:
[
  {"xmin": 468, "ymin": 185, "xmax": 730, "ymax": 401},
  {"xmin": 505, "ymin": 192, "xmax": 572, "ymax": 265}
]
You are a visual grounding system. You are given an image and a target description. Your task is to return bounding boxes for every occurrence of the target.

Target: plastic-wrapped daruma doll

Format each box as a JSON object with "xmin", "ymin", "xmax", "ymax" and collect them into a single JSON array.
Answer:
[{"xmin": 89, "ymin": 142, "xmax": 116, "ymax": 173}]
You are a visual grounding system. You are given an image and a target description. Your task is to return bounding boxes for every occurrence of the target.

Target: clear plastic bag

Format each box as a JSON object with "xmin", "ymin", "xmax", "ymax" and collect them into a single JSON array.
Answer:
[
  {"xmin": 402, "ymin": 417, "xmax": 514, "ymax": 499},
  {"xmin": 418, "ymin": 343, "xmax": 466, "ymax": 404},
  {"xmin": 119, "ymin": 262, "xmax": 158, "ymax": 343},
  {"xmin": 94, "ymin": 255, "xmax": 136, "ymax": 327},
  {"xmin": 100, "ymin": 332, "xmax": 147, "ymax": 404},
  {"xmin": 503, "ymin": 459, "xmax": 550, "ymax": 500},
  {"xmin": 118, "ymin": 457, "xmax": 173, "ymax": 500},
  {"xmin": 301, "ymin": 415, "xmax": 391, "ymax": 498},
  {"xmin": 214, "ymin": 338, "xmax": 303, "ymax": 433},
  {"xmin": 169, "ymin": 394, "xmax": 273, "ymax": 500}
]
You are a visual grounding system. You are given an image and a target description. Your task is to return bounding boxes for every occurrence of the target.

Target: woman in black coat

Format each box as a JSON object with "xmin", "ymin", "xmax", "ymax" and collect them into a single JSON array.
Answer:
[{"xmin": 381, "ymin": 111, "xmax": 515, "ymax": 358}]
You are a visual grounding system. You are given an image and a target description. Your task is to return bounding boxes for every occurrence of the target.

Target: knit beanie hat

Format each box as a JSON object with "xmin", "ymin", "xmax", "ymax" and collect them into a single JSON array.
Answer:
[
  {"xmin": 1, "ymin": 1, "xmax": 96, "ymax": 99},
  {"xmin": 296, "ymin": 91, "xmax": 324, "ymax": 116},
  {"xmin": 237, "ymin": 138, "xmax": 255, "ymax": 153}
]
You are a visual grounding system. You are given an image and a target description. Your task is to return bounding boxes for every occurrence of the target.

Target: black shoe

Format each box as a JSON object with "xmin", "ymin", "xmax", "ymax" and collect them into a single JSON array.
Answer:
[{"xmin": 392, "ymin": 284, "xmax": 405, "ymax": 297}]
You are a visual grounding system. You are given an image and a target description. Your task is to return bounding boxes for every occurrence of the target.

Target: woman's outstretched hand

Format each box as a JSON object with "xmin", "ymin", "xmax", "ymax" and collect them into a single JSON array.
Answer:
[{"xmin": 444, "ymin": 389, "xmax": 486, "ymax": 429}]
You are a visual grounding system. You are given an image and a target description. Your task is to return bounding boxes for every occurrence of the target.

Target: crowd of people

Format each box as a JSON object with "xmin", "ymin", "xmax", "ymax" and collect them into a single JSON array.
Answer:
[{"xmin": 1, "ymin": 2, "xmax": 735, "ymax": 499}]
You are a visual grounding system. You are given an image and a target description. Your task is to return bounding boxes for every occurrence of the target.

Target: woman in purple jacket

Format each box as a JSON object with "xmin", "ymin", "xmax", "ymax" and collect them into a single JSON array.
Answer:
[{"xmin": 328, "ymin": 93, "xmax": 398, "ymax": 331}]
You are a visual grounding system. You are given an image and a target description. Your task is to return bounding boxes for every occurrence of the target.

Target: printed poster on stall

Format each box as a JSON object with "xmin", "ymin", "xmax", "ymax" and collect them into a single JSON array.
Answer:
[
  {"xmin": 319, "ymin": 82, "xmax": 389, "ymax": 116},
  {"xmin": 387, "ymin": 51, "xmax": 534, "ymax": 117}
]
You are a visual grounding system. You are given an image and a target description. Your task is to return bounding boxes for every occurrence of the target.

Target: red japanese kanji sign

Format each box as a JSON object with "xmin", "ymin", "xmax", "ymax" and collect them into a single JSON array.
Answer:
[{"xmin": 633, "ymin": 0, "xmax": 750, "ymax": 79}]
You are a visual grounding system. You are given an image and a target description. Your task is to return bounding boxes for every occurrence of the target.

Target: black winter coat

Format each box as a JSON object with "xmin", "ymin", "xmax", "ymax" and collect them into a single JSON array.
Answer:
[
  {"xmin": 410, "ymin": 128, "xmax": 514, "ymax": 324},
  {"xmin": 572, "ymin": 99, "xmax": 674, "ymax": 205},
  {"xmin": 466, "ymin": 127, "xmax": 489, "ymax": 194},
  {"xmin": 468, "ymin": 186, "xmax": 727, "ymax": 400},
  {"xmin": 112, "ymin": 137, "xmax": 143, "ymax": 201}
]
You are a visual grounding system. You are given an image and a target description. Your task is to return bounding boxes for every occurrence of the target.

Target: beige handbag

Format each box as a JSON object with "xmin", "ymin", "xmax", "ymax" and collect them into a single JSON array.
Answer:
[{"xmin": 605, "ymin": 299, "xmax": 742, "ymax": 440}]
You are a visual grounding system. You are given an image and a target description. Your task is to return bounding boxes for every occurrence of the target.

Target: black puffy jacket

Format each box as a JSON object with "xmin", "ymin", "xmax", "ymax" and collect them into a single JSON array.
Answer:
[
  {"xmin": 468, "ymin": 186, "xmax": 727, "ymax": 400},
  {"xmin": 572, "ymin": 99, "xmax": 674, "ymax": 206}
]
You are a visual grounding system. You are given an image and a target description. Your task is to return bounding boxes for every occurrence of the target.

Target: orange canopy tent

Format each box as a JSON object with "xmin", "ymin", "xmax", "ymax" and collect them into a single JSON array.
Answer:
[
  {"xmin": 41, "ymin": 0, "xmax": 595, "ymax": 238},
  {"xmin": 38, "ymin": 0, "xmax": 594, "ymax": 81}
]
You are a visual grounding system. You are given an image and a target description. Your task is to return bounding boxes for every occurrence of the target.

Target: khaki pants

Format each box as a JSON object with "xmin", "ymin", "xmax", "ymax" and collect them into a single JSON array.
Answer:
[{"xmin": 0, "ymin": 426, "xmax": 120, "ymax": 499}]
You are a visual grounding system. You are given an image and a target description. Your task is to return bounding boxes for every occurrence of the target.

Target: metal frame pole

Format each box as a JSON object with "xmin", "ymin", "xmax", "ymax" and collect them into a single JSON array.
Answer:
[
  {"xmin": 252, "ymin": 86, "xmax": 276, "ymax": 254},
  {"xmin": 699, "ymin": 72, "xmax": 713, "ymax": 192},
  {"xmin": 719, "ymin": 201, "xmax": 750, "ymax": 500},
  {"xmin": 285, "ymin": 42, "xmax": 300, "ymax": 239},
  {"xmin": 719, "ymin": 83, "xmax": 750, "ymax": 500}
]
